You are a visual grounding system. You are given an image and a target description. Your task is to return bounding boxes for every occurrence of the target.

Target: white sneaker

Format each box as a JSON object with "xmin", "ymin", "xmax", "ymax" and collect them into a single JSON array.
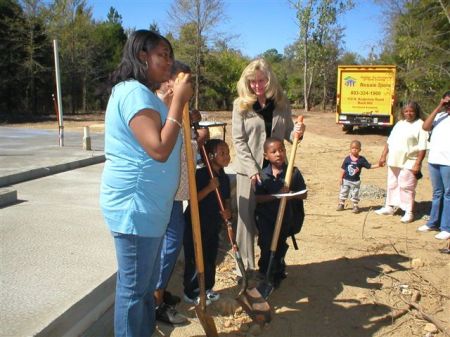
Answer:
[
  {"xmin": 417, "ymin": 224, "xmax": 439, "ymax": 232},
  {"xmin": 375, "ymin": 206, "xmax": 395, "ymax": 215},
  {"xmin": 206, "ymin": 289, "xmax": 220, "ymax": 302},
  {"xmin": 183, "ymin": 293, "xmax": 211, "ymax": 306},
  {"xmin": 435, "ymin": 231, "xmax": 450, "ymax": 240},
  {"xmin": 400, "ymin": 212, "xmax": 414, "ymax": 223}
]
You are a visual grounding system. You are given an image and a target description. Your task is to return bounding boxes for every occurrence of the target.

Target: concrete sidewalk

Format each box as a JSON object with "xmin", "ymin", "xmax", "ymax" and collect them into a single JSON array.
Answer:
[
  {"xmin": 0, "ymin": 164, "xmax": 116, "ymax": 337},
  {"xmin": 0, "ymin": 127, "xmax": 113, "ymax": 337}
]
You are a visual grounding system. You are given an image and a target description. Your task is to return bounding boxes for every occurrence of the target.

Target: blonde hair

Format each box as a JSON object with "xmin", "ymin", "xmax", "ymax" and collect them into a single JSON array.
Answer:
[{"xmin": 235, "ymin": 58, "xmax": 286, "ymax": 111}]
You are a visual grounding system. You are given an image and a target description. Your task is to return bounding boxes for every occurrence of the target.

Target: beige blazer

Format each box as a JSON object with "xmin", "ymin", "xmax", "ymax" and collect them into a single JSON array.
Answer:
[{"xmin": 232, "ymin": 97, "xmax": 294, "ymax": 177}]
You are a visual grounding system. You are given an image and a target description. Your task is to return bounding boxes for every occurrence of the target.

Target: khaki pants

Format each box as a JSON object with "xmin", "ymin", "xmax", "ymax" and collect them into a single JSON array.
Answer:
[{"xmin": 235, "ymin": 173, "xmax": 257, "ymax": 275}]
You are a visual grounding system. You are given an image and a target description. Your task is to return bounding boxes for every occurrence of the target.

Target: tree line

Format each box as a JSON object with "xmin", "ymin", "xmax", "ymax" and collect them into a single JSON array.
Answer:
[{"xmin": 0, "ymin": 0, "xmax": 448, "ymax": 122}]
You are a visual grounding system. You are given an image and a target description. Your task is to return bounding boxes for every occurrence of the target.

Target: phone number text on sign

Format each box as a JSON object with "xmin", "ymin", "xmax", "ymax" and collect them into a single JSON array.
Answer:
[{"xmin": 351, "ymin": 91, "xmax": 382, "ymax": 95}]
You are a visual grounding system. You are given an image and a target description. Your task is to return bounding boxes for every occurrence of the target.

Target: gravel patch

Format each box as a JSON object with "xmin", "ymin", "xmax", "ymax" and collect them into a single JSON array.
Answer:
[{"xmin": 360, "ymin": 184, "xmax": 386, "ymax": 199}]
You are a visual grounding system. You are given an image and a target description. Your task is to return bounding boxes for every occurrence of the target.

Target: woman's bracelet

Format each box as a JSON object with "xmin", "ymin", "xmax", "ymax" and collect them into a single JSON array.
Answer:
[{"xmin": 166, "ymin": 117, "xmax": 182, "ymax": 128}]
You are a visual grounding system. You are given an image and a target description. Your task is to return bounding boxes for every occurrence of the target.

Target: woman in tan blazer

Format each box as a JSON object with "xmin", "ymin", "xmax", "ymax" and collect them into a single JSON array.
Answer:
[{"xmin": 232, "ymin": 58, "xmax": 304, "ymax": 278}]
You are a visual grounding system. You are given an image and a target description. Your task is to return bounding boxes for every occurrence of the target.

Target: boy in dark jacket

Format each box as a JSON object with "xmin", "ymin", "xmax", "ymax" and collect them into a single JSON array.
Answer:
[{"xmin": 254, "ymin": 137, "xmax": 307, "ymax": 288}]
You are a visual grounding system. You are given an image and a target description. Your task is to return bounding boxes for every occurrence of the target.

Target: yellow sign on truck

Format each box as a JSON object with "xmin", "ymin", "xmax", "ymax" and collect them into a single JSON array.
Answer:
[{"xmin": 336, "ymin": 65, "xmax": 396, "ymax": 132}]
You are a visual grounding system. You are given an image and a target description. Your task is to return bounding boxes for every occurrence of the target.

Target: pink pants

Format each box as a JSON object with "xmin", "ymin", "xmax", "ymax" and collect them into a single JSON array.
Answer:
[{"xmin": 386, "ymin": 166, "xmax": 417, "ymax": 212}]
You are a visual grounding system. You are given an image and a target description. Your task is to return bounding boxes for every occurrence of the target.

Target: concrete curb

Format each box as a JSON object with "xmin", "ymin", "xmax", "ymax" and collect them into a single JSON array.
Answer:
[
  {"xmin": 0, "ymin": 155, "xmax": 105, "ymax": 188},
  {"xmin": 0, "ymin": 188, "xmax": 17, "ymax": 207},
  {"xmin": 35, "ymin": 273, "xmax": 116, "ymax": 337}
]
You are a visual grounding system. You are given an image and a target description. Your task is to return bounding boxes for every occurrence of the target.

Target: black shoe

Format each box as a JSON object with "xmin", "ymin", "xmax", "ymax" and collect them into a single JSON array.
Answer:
[
  {"xmin": 272, "ymin": 271, "xmax": 287, "ymax": 289},
  {"xmin": 272, "ymin": 276, "xmax": 283, "ymax": 289},
  {"xmin": 163, "ymin": 290, "xmax": 181, "ymax": 306},
  {"xmin": 156, "ymin": 303, "xmax": 188, "ymax": 325}
]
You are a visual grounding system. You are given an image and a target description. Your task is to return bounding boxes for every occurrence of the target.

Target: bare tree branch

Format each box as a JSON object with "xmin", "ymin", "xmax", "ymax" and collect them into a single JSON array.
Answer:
[{"xmin": 438, "ymin": 0, "xmax": 450, "ymax": 24}]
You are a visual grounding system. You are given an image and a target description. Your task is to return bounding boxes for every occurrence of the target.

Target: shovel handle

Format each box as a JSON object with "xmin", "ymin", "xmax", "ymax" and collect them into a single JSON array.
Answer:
[
  {"xmin": 182, "ymin": 103, "xmax": 209, "ymax": 310},
  {"xmin": 270, "ymin": 115, "xmax": 304, "ymax": 251}
]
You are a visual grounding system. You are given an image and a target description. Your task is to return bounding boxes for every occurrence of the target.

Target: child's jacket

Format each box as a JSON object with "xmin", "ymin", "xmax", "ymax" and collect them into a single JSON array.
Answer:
[
  {"xmin": 255, "ymin": 163, "xmax": 306, "ymax": 236},
  {"xmin": 184, "ymin": 166, "xmax": 230, "ymax": 235}
]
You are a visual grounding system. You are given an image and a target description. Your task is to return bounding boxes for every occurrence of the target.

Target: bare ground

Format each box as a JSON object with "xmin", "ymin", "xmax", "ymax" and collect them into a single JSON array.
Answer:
[
  {"xmin": 201, "ymin": 110, "xmax": 449, "ymax": 337},
  {"xmin": 12, "ymin": 110, "xmax": 449, "ymax": 337}
]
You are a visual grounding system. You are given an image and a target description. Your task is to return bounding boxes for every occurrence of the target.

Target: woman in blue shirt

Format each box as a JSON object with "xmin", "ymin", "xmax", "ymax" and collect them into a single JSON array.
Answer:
[{"xmin": 100, "ymin": 30, "xmax": 192, "ymax": 337}]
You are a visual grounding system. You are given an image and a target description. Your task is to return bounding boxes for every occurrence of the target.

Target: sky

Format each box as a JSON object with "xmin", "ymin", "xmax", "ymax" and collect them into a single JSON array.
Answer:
[{"xmin": 89, "ymin": 0, "xmax": 386, "ymax": 58}]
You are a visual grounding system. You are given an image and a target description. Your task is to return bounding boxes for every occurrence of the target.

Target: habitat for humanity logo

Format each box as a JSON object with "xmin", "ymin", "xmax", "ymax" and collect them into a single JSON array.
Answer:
[{"xmin": 344, "ymin": 76, "xmax": 356, "ymax": 87}]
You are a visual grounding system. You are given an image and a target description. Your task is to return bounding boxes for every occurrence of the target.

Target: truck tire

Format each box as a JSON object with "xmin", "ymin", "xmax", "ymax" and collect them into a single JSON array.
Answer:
[{"xmin": 342, "ymin": 125, "xmax": 353, "ymax": 133}]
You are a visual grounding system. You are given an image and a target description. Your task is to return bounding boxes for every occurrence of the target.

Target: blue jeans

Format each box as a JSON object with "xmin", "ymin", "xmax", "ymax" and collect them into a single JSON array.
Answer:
[
  {"xmin": 426, "ymin": 163, "xmax": 450, "ymax": 232},
  {"xmin": 112, "ymin": 232, "xmax": 163, "ymax": 337},
  {"xmin": 156, "ymin": 201, "xmax": 186, "ymax": 290}
]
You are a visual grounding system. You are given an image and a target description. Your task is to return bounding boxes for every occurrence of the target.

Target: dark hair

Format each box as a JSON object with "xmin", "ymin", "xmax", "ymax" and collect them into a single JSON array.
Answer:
[
  {"xmin": 263, "ymin": 137, "xmax": 284, "ymax": 152},
  {"xmin": 153, "ymin": 60, "xmax": 191, "ymax": 91},
  {"xmin": 401, "ymin": 101, "xmax": 423, "ymax": 121},
  {"xmin": 204, "ymin": 139, "xmax": 227, "ymax": 159},
  {"xmin": 111, "ymin": 30, "xmax": 174, "ymax": 88},
  {"xmin": 442, "ymin": 90, "xmax": 450, "ymax": 99},
  {"xmin": 171, "ymin": 60, "xmax": 191, "ymax": 77},
  {"xmin": 350, "ymin": 140, "xmax": 361, "ymax": 148}
]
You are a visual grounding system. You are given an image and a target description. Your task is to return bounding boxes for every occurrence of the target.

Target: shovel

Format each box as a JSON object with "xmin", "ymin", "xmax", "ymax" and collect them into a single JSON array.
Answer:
[
  {"xmin": 198, "ymin": 144, "xmax": 248, "ymax": 297},
  {"xmin": 198, "ymin": 143, "xmax": 271, "ymax": 325},
  {"xmin": 257, "ymin": 115, "xmax": 304, "ymax": 299},
  {"xmin": 181, "ymin": 101, "xmax": 218, "ymax": 337}
]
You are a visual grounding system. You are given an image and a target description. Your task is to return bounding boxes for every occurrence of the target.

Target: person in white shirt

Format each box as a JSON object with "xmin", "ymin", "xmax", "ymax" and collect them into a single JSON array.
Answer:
[
  {"xmin": 417, "ymin": 91, "xmax": 450, "ymax": 240},
  {"xmin": 375, "ymin": 101, "xmax": 428, "ymax": 223}
]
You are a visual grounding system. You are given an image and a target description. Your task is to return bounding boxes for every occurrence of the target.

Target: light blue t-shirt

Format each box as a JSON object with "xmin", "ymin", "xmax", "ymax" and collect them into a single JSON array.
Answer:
[{"xmin": 100, "ymin": 80, "xmax": 182, "ymax": 237}]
